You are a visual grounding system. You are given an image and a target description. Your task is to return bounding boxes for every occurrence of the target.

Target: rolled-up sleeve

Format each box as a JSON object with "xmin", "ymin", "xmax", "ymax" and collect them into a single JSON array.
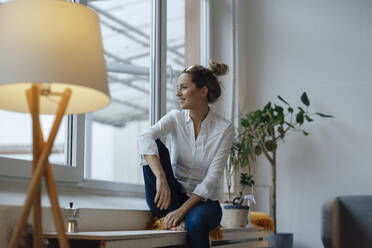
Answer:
[
  {"xmin": 192, "ymin": 123, "xmax": 234, "ymax": 200},
  {"xmin": 137, "ymin": 110, "xmax": 178, "ymax": 166}
]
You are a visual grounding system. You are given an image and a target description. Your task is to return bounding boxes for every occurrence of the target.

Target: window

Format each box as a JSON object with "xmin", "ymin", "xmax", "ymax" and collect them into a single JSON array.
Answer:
[
  {"xmin": 84, "ymin": 0, "xmax": 186, "ymax": 185},
  {"xmin": 0, "ymin": 0, "xmax": 81, "ymax": 181},
  {"xmin": 0, "ymin": 0, "xmax": 70, "ymax": 166},
  {"xmin": 0, "ymin": 0, "xmax": 196, "ymax": 193},
  {"xmin": 166, "ymin": 0, "xmax": 185, "ymax": 112},
  {"xmin": 0, "ymin": 112, "xmax": 68, "ymax": 165},
  {"xmin": 84, "ymin": 0, "xmax": 152, "ymax": 185}
]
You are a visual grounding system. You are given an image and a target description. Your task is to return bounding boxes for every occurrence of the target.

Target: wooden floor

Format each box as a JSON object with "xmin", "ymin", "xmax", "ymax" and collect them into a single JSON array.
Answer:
[{"xmin": 44, "ymin": 227, "xmax": 272, "ymax": 248}]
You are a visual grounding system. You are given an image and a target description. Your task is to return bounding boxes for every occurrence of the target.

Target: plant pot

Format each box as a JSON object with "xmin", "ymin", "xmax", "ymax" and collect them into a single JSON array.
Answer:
[
  {"xmin": 221, "ymin": 203, "xmax": 249, "ymax": 228},
  {"xmin": 267, "ymin": 232, "xmax": 293, "ymax": 248}
]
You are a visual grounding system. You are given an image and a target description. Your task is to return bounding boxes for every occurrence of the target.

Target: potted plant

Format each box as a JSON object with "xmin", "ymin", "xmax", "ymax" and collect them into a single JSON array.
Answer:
[
  {"xmin": 222, "ymin": 100, "xmax": 256, "ymax": 228},
  {"xmin": 222, "ymin": 172, "xmax": 255, "ymax": 228},
  {"xmin": 224, "ymin": 92, "xmax": 332, "ymax": 230},
  {"xmin": 232, "ymin": 173, "xmax": 255, "ymax": 205},
  {"xmin": 240, "ymin": 92, "xmax": 332, "ymax": 229},
  {"xmin": 225, "ymin": 121, "xmax": 257, "ymax": 203},
  {"xmin": 237, "ymin": 92, "xmax": 332, "ymax": 247},
  {"xmin": 222, "ymin": 119, "xmax": 257, "ymax": 228}
]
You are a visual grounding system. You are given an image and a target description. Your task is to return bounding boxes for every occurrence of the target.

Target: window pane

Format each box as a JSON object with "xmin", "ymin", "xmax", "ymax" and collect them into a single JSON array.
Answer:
[
  {"xmin": 86, "ymin": 0, "xmax": 151, "ymax": 184},
  {"xmin": 0, "ymin": 0, "xmax": 72, "ymax": 167},
  {"xmin": 166, "ymin": 0, "xmax": 185, "ymax": 112},
  {"xmin": 0, "ymin": 110, "xmax": 68, "ymax": 165}
]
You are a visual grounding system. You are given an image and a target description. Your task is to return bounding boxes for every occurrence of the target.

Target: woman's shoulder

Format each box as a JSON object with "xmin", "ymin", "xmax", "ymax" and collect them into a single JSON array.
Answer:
[
  {"xmin": 168, "ymin": 109, "xmax": 181, "ymax": 114},
  {"xmin": 167, "ymin": 109, "xmax": 184, "ymax": 116},
  {"xmin": 211, "ymin": 111, "xmax": 232, "ymax": 126},
  {"xmin": 210, "ymin": 111, "xmax": 234, "ymax": 133},
  {"xmin": 163, "ymin": 109, "xmax": 187, "ymax": 121}
]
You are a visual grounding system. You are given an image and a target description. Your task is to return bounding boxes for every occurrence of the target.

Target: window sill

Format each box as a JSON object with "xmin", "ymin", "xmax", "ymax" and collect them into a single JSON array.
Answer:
[
  {"xmin": 0, "ymin": 176, "xmax": 145, "ymax": 198},
  {"xmin": 76, "ymin": 179, "xmax": 145, "ymax": 198}
]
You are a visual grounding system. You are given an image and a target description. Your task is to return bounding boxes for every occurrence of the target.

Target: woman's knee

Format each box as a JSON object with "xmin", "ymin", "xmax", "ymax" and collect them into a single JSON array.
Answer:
[
  {"xmin": 185, "ymin": 210, "xmax": 209, "ymax": 232},
  {"xmin": 185, "ymin": 202, "xmax": 222, "ymax": 232}
]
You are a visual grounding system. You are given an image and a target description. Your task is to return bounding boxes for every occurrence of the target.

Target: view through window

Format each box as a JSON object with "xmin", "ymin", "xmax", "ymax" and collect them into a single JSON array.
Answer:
[
  {"xmin": 85, "ymin": 0, "xmax": 185, "ymax": 184},
  {"xmin": 0, "ymin": 111, "xmax": 67, "ymax": 165},
  {"xmin": 0, "ymin": 0, "xmax": 71, "ymax": 167},
  {"xmin": 0, "ymin": 0, "xmax": 186, "ymax": 183},
  {"xmin": 166, "ymin": 0, "xmax": 185, "ymax": 112}
]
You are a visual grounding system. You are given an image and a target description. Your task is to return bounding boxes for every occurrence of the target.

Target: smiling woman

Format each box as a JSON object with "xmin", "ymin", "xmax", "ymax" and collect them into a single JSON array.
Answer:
[
  {"xmin": 179, "ymin": 61, "xmax": 228, "ymax": 104},
  {"xmin": 138, "ymin": 60, "xmax": 232, "ymax": 248}
]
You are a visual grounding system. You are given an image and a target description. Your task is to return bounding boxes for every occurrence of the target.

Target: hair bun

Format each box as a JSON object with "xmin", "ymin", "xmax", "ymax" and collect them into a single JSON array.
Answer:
[{"xmin": 208, "ymin": 59, "xmax": 229, "ymax": 76}]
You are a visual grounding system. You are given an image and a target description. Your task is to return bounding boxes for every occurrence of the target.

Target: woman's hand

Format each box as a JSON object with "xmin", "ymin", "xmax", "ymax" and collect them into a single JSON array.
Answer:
[
  {"xmin": 143, "ymin": 155, "xmax": 171, "ymax": 211},
  {"xmin": 154, "ymin": 176, "xmax": 171, "ymax": 210},
  {"xmin": 163, "ymin": 194, "xmax": 204, "ymax": 229},
  {"xmin": 163, "ymin": 207, "xmax": 187, "ymax": 229}
]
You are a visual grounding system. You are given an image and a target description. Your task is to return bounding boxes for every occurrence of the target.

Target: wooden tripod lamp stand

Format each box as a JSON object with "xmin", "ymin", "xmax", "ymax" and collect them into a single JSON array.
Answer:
[{"xmin": 0, "ymin": 0, "xmax": 110, "ymax": 247}]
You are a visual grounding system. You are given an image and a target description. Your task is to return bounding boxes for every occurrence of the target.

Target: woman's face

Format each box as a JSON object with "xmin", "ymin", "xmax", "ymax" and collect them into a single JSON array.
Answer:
[{"xmin": 176, "ymin": 73, "xmax": 208, "ymax": 110}]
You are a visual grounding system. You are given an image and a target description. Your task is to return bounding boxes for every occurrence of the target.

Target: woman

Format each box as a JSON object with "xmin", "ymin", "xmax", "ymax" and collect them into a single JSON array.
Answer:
[{"xmin": 138, "ymin": 60, "xmax": 234, "ymax": 248}]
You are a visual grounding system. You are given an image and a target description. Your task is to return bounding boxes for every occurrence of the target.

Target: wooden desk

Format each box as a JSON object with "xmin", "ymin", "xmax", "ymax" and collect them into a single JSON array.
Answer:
[{"xmin": 44, "ymin": 227, "xmax": 271, "ymax": 247}]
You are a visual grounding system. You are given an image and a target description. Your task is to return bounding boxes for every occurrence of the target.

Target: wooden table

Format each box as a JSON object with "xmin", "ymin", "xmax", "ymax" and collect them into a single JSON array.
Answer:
[{"xmin": 44, "ymin": 227, "xmax": 271, "ymax": 247}]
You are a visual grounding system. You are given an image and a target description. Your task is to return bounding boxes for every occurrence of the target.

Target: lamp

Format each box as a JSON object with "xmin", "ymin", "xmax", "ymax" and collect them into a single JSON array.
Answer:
[{"xmin": 0, "ymin": 0, "xmax": 110, "ymax": 248}]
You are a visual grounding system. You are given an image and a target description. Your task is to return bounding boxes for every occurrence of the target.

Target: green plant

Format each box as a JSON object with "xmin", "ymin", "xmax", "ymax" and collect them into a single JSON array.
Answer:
[
  {"xmin": 226, "ymin": 129, "xmax": 257, "ymax": 202},
  {"xmin": 240, "ymin": 173, "xmax": 255, "ymax": 190},
  {"xmin": 232, "ymin": 173, "xmax": 255, "ymax": 205},
  {"xmin": 230, "ymin": 92, "xmax": 332, "ymax": 231}
]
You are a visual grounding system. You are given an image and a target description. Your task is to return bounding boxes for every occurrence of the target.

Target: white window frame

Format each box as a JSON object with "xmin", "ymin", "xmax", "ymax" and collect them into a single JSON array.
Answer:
[
  {"xmin": 0, "ymin": 0, "xmax": 202, "ymax": 197},
  {"xmin": 200, "ymin": 0, "xmax": 210, "ymax": 66}
]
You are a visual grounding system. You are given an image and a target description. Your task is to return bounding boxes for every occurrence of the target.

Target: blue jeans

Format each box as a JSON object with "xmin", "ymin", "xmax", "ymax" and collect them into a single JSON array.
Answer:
[{"xmin": 143, "ymin": 139, "xmax": 222, "ymax": 248}]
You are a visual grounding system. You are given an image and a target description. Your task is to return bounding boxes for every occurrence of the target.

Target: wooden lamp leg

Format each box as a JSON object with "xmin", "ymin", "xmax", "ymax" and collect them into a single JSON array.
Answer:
[
  {"xmin": 8, "ymin": 88, "xmax": 72, "ymax": 248},
  {"xmin": 27, "ymin": 86, "xmax": 70, "ymax": 248},
  {"xmin": 29, "ymin": 85, "xmax": 43, "ymax": 248},
  {"xmin": 43, "ymin": 160, "xmax": 70, "ymax": 248}
]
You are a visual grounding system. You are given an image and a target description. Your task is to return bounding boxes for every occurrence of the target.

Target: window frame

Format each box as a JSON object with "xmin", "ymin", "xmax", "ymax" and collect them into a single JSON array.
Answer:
[{"xmin": 0, "ymin": 0, "xmax": 203, "ymax": 197}]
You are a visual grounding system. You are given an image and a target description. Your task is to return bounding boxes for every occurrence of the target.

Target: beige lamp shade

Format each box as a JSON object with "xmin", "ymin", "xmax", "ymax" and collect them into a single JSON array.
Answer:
[{"xmin": 0, "ymin": 0, "xmax": 110, "ymax": 114}]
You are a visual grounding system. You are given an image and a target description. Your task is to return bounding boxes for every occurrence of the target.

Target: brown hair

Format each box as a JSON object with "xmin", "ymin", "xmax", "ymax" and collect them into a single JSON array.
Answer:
[{"xmin": 182, "ymin": 60, "xmax": 229, "ymax": 103}]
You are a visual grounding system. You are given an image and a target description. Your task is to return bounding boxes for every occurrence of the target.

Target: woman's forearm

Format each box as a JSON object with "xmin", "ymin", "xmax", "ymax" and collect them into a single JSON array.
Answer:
[
  {"xmin": 144, "ymin": 154, "xmax": 166, "ymax": 179},
  {"xmin": 180, "ymin": 194, "xmax": 204, "ymax": 214},
  {"xmin": 144, "ymin": 154, "xmax": 171, "ymax": 210}
]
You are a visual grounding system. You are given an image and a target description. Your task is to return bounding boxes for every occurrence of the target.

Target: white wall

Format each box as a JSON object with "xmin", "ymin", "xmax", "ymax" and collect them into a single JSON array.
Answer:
[
  {"xmin": 209, "ymin": 0, "xmax": 272, "ymax": 215},
  {"xmin": 209, "ymin": 0, "xmax": 234, "ymax": 120},
  {"xmin": 1, "ymin": 1, "xmax": 371, "ymax": 247},
  {"xmin": 234, "ymin": 0, "xmax": 372, "ymax": 247}
]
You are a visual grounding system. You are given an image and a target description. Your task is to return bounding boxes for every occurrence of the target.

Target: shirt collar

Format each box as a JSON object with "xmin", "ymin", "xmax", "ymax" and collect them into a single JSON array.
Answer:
[
  {"xmin": 185, "ymin": 108, "xmax": 213, "ymax": 124},
  {"xmin": 186, "ymin": 110, "xmax": 192, "ymax": 122}
]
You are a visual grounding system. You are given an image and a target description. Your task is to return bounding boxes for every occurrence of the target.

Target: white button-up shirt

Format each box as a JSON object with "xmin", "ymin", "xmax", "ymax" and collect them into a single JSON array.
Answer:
[{"xmin": 138, "ymin": 109, "xmax": 234, "ymax": 201}]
